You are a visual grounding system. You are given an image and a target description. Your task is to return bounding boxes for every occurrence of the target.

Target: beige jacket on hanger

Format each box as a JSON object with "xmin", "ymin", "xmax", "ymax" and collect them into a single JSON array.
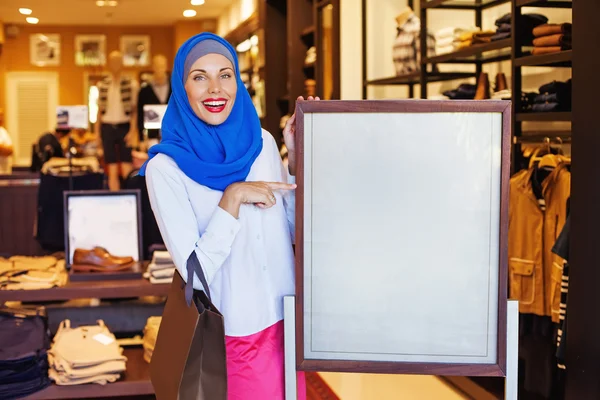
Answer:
[{"xmin": 508, "ymin": 162, "xmax": 570, "ymax": 322}]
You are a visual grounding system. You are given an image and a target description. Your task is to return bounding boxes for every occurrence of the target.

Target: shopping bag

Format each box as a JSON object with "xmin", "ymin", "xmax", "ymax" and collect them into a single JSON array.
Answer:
[{"xmin": 150, "ymin": 253, "xmax": 227, "ymax": 400}]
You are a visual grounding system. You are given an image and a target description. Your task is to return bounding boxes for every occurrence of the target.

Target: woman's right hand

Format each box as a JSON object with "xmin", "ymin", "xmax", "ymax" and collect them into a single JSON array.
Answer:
[{"xmin": 219, "ymin": 181, "xmax": 297, "ymax": 219}]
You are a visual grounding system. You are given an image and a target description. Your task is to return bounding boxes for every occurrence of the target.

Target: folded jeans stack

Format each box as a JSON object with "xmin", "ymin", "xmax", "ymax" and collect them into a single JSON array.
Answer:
[
  {"xmin": 442, "ymin": 83, "xmax": 477, "ymax": 100},
  {"xmin": 142, "ymin": 316, "xmax": 161, "ymax": 363},
  {"xmin": 48, "ymin": 320, "xmax": 127, "ymax": 385},
  {"xmin": 532, "ymin": 23, "xmax": 572, "ymax": 55},
  {"xmin": 0, "ymin": 306, "xmax": 52, "ymax": 399},
  {"xmin": 532, "ymin": 79, "xmax": 572, "ymax": 112},
  {"xmin": 434, "ymin": 26, "xmax": 478, "ymax": 54},
  {"xmin": 144, "ymin": 250, "xmax": 176, "ymax": 284},
  {"xmin": 492, "ymin": 13, "xmax": 549, "ymax": 43},
  {"xmin": 0, "ymin": 256, "xmax": 67, "ymax": 290}
]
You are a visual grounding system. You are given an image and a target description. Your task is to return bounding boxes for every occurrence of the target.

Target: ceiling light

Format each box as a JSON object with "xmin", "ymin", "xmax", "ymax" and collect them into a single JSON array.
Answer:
[
  {"xmin": 107, "ymin": 0, "xmax": 118, "ymax": 6},
  {"xmin": 183, "ymin": 9, "xmax": 197, "ymax": 17},
  {"xmin": 191, "ymin": 0, "xmax": 205, "ymax": 5},
  {"xmin": 96, "ymin": 0, "xmax": 105, "ymax": 5},
  {"xmin": 26, "ymin": 17, "xmax": 39, "ymax": 24},
  {"xmin": 19, "ymin": 8, "xmax": 32, "ymax": 15}
]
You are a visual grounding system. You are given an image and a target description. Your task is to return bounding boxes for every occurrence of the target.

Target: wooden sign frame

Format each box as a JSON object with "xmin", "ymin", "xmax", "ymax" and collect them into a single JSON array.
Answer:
[{"xmin": 294, "ymin": 99, "xmax": 511, "ymax": 376}]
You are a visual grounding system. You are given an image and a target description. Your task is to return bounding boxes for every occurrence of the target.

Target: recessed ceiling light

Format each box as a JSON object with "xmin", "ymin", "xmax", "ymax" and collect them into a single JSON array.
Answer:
[
  {"xmin": 183, "ymin": 9, "xmax": 197, "ymax": 17},
  {"xmin": 96, "ymin": 0, "xmax": 105, "ymax": 5},
  {"xmin": 107, "ymin": 0, "xmax": 118, "ymax": 6},
  {"xmin": 26, "ymin": 17, "xmax": 39, "ymax": 24},
  {"xmin": 191, "ymin": 0, "xmax": 205, "ymax": 5},
  {"xmin": 19, "ymin": 8, "xmax": 32, "ymax": 15}
]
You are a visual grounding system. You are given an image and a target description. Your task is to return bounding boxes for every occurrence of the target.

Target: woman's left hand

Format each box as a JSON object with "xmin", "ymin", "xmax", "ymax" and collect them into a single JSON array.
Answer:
[{"xmin": 283, "ymin": 95, "xmax": 320, "ymax": 176}]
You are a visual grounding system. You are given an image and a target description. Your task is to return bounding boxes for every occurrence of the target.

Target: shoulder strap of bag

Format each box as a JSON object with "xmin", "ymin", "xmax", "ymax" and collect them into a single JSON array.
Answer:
[{"xmin": 184, "ymin": 252, "xmax": 211, "ymax": 306}]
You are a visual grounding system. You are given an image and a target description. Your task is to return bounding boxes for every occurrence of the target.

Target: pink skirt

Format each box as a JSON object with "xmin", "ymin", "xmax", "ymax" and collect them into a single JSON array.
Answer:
[{"xmin": 225, "ymin": 320, "xmax": 306, "ymax": 400}]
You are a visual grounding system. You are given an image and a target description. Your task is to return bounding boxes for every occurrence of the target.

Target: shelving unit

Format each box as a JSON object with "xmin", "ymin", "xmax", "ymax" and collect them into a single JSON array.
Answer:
[
  {"xmin": 0, "ymin": 276, "xmax": 167, "ymax": 399},
  {"xmin": 514, "ymin": 49, "xmax": 572, "ymax": 67},
  {"xmin": 422, "ymin": 0, "xmax": 511, "ymax": 10},
  {"xmin": 419, "ymin": 0, "xmax": 510, "ymax": 98},
  {"xmin": 511, "ymin": 0, "xmax": 573, "ymax": 171},
  {"xmin": 516, "ymin": 111, "xmax": 572, "ymax": 122},
  {"xmin": 0, "ymin": 278, "xmax": 169, "ymax": 303},
  {"xmin": 424, "ymin": 39, "xmax": 512, "ymax": 64}
]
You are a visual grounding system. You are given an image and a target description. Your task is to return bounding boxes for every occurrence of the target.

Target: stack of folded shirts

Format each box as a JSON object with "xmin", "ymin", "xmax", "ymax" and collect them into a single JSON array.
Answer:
[
  {"xmin": 48, "ymin": 320, "xmax": 127, "ymax": 386},
  {"xmin": 145, "ymin": 250, "xmax": 176, "ymax": 284},
  {"xmin": 142, "ymin": 316, "xmax": 161, "ymax": 363},
  {"xmin": 0, "ymin": 256, "xmax": 68, "ymax": 291},
  {"xmin": 471, "ymin": 30, "xmax": 497, "ymax": 45},
  {"xmin": 442, "ymin": 83, "xmax": 477, "ymax": 100},
  {"xmin": 434, "ymin": 26, "xmax": 479, "ymax": 53},
  {"xmin": 532, "ymin": 23, "xmax": 572, "ymax": 55},
  {"xmin": 492, "ymin": 90, "xmax": 512, "ymax": 100},
  {"xmin": 532, "ymin": 79, "xmax": 572, "ymax": 112},
  {"xmin": 452, "ymin": 28, "xmax": 482, "ymax": 49},
  {"xmin": 0, "ymin": 306, "xmax": 52, "ymax": 399},
  {"xmin": 492, "ymin": 13, "xmax": 549, "ymax": 43}
]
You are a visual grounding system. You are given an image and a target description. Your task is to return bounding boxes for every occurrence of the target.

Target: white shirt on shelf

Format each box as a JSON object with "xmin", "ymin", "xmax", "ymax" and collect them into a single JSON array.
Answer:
[
  {"xmin": 0, "ymin": 126, "xmax": 13, "ymax": 174},
  {"xmin": 145, "ymin": 129, "xmax": 296, "ymax": 337}
]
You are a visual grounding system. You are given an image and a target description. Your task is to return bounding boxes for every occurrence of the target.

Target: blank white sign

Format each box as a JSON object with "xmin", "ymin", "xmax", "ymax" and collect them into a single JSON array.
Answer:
[{"xmin": 303, "ymin": 112, "xmax": 501, "ymax": 364}]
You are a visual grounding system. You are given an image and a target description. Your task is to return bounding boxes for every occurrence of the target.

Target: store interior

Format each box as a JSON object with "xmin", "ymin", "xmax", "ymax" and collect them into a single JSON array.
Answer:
[{"xmin": 1, "ymin": 0, "xmax": 598, "ymax": 399}]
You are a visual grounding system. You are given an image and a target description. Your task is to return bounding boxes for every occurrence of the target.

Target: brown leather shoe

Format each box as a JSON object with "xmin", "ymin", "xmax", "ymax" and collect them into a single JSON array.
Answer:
[
  {"xmin": 72, "ymin": 247, "xmax": 134, "ymax": 272},
  {"xmin": 474, "ymin": 72, "xmax": 490, "ymax": 100}
]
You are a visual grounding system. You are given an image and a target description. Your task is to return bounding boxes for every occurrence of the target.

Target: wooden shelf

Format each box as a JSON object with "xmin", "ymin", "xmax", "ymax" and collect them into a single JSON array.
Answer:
[
  {"xmin": 423, "ymin": 0, "xmax": 510, "ymax": 10},
  {"xmin": 23, "ymin": 348, "xmax": 152, "ymax": 399},
  {"xmin": 516, "ymin": 112, "xmax": 572, "ymax": 122},
  {"xmin": 367, "ymin": 72, "xmax": 473, "ymax": 86},
  {"xmin": 0, "ymin": 278, "xmax": 169, "ymax": 303},
  {"xmin": 516, "ymin": 0, "xmax": 572, "ymax": 7},
  {"xmin": 424, "ymin": 39, "xmax": 512, "ymax": 64},
  {"xmin": 514, "ymin": 50, "xmax": 572, "ymax": 67}
]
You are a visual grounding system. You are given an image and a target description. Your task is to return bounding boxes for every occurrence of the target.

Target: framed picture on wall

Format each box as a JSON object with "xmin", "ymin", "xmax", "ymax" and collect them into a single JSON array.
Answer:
[
  {"xmin": 30, "ymin": 34, "xmax": 61, "ymax": 67},
  {"xmin": 120, "ymin": 35, "xmax": 151, "ymax": 67},
  {"xmin": 75, "ymin": 34, "xmax": 106, "ymax": 66}
]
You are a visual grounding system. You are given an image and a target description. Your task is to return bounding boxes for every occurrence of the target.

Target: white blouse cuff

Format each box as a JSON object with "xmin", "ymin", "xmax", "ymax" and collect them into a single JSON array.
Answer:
[{"xmin": 205, "ymin": 206, "xmax": 242, "ymax": 240}]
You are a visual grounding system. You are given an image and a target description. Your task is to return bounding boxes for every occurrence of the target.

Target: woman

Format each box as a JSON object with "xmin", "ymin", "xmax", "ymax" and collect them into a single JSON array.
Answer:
[{"xmin": 139, "ymin": 33, "xmax": 316, "ymax": 399}]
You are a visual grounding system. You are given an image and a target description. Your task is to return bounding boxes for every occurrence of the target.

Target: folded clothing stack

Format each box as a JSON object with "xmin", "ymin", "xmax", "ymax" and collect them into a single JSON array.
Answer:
[
  {"xmin": 434, "ymin": 26, "xmax": 478, "ymax": 53},
  {"xmin": 48, "ymin": 320, "xmax": 127, "ymax": 386},
  {"xmin": 452, "ymin": 28, "xmax": 481, "ymax": 49},
  {"xmin": 145, "ymin": 250, "xmax": 176, "ymax": 284},
  {"xmin": 442, "ymin": 84, "xmax": 477, "ymax": 100},
  {"xmin": 142, "ymin": 316, "xmax": 161, "ymax": 363},
  {"xmin": 0, "ymin": 306, "xmax": 52, "ymax": 399},
  {"xmin": 0, "ymin": 256, "xmax": 68, "ymax": 290},
  {"xmin": 532, "ymin": 79, "xmax": 572, "ymax": 112},
  {"xmin": 532, "ymin": 23, "xmax": 572, "ymax": 55},
  {"xmin": 492, "ymin": 13, "xmax": 549, "ymax": 43},
  {"xmin": 492, "ymin": 90, "xmax": 512, "ymax": 100}
]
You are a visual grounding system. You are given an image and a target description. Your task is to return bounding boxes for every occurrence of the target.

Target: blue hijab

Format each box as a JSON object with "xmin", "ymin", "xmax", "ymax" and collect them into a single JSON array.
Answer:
[{"xmin": 138, "ymin": 33, "xmax": 263, "ymax": 191}]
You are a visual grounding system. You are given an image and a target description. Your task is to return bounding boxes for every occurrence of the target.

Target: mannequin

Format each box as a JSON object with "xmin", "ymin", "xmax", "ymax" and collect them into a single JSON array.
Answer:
[{"xmin": 137, "ymin": 54, "xmax": 172, "ymax": 142}]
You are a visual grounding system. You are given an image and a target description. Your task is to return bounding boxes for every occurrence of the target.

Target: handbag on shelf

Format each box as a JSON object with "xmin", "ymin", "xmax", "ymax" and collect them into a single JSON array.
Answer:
[{"xmin": 150, "ymin": 253, "xmax": 227, "ymax": 400}]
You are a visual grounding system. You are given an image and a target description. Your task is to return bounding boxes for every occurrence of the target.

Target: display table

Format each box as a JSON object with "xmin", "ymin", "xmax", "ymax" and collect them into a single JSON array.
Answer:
[
  {"xmin": 1, "ymin": 277, "xmax": 168, "ymax": 399},
  {"xmin": 0, "ymin": 278, "xmax": 169, "ymax": 303}
]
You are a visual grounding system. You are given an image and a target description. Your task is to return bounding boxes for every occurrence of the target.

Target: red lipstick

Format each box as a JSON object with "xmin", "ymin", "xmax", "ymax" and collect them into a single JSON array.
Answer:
[{"xmin": 202, "ymin": 98, "xmax": 228, "ymax": 113}]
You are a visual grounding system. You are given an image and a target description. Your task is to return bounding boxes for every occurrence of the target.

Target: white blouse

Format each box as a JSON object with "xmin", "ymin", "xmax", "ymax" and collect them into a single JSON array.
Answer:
[{"xmin": 145, "ymin": 130, "xmax": 296, "ymax": 337}]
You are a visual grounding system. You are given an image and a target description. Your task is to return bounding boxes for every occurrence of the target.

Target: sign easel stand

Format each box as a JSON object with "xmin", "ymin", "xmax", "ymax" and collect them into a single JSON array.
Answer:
[{"xmin": 284, "ymin": 296, "xmax": 519, "ymax": 400}]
